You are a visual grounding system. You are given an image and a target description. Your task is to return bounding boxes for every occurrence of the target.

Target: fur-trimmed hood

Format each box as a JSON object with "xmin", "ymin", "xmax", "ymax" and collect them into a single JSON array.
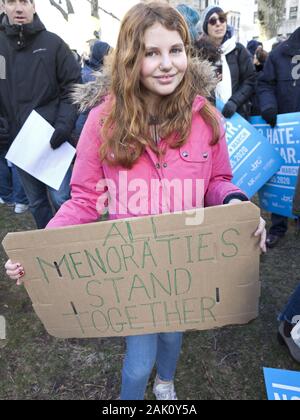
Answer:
[{"xmin": 72, "ymin": 57, "xmax": 217, "ymax": 113}]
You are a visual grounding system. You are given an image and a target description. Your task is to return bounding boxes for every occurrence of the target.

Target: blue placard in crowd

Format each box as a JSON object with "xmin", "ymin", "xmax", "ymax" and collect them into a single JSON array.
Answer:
[
  {"xmin": 251, "ymin": 113, "xmax": 300, "ymax": 218},
  {"xmin": 216, "ymin": 101, "xmax": 284, "ymax": 198},
  {"xmin": 263, "ymin": 368, "xmax": 300, "ymax": 400}
]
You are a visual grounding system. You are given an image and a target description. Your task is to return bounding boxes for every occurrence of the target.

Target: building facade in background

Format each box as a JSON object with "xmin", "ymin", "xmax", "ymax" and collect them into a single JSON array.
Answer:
[{"xmin": 278, "ymin": 0, "xmax": 300, "ymax": 36}]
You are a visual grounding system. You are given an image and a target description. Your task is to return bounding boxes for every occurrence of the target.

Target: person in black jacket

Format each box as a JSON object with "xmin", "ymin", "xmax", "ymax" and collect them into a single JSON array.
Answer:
[
  {"xmin": 198, "ymin": 5, "xmax": 255, "ymax": 120},
  {"xmin": 257, "ymin": 27, "xmax": 300, "ymax": 248},
  {"xmin": 0, "ymin": 0, "xmax": 81, "ymax": 228}
]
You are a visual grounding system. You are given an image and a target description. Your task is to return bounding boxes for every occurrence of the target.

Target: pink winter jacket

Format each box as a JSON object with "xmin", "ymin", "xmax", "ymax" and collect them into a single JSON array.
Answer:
[{"xmin": 47, "ymin": 96, "xmax": 246, "ymax": 228}]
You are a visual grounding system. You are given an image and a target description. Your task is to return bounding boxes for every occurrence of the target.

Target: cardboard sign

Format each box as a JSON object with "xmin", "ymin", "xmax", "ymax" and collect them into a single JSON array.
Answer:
[
  {"xmin": 2, "ymin": 203, "xmax": 261, "ymax": 339},
  {"xmin": 251, "ymin": 113, "xmax": 300, "ymax": 218},
  {"xmin": 264, "ymin": 368, "xmax": 300, "ymax": 400},
  {"xmin": 216, "ymin": 100, "xmax": 284, "ymax": 198}
]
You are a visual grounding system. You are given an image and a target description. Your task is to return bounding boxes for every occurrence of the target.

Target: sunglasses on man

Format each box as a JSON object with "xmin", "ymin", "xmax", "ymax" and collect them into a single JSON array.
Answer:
[{"xmin": 208, "ymin": 16, "xmax": 227, "ymax": 26}]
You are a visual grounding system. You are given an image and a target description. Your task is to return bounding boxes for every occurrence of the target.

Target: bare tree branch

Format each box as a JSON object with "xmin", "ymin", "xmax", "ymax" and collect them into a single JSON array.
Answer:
[
  {"xmin": 49, "ymin": 0, "xmax": 69, "ymax": 21},
  {"xmin": 66, "ymin": 0, "xmax": 75, "ymax": 14},
  {"xmin": 48, "ymin": 0, "xmax": 120, "ymax": 22},
  {"xmin": 98, "ymin": 5, "xmax": 120, "ymax": 21},
  {"xmin": 86, "ymin": 0, "xmax": 120, "ymax": 21}
]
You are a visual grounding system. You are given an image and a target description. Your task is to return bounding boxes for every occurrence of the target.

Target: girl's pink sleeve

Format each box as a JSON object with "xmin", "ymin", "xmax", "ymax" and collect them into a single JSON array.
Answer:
[{"xmin": 47, "ymin": 107, "xmax": 107, "ymax": 228}]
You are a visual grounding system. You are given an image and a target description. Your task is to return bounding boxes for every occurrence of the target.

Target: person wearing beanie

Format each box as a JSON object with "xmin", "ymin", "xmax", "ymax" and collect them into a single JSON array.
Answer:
[
  {"xmin": 199, "ymin": 5, "xmax": 224, "ymax": 36},
  {"xmin": 176, "ymin": 4, "xmax": 200, "ymax": 43},
  {"xmin": 199, "ymin": 6, "xmax": 255, "ymax": 120},
  {"xmin": 247, "ymin": 39, "xmax": 263, "ymax": 58},
  {"xmin": 75, "ymin": 40, "xmax": 111, "ymax": 141},
  {"xmin": 82, "ymin": 40, "xmax": 111, "ymax": 83}
]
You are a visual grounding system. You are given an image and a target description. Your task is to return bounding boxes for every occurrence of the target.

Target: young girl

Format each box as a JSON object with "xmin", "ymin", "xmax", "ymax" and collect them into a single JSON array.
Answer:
[{"xmin": 5, "ymin": 2, "xmax": 266, "ymax": 400}]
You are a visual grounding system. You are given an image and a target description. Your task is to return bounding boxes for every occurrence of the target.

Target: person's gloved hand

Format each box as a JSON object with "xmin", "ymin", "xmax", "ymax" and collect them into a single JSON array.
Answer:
[
  {"xmin": 222, "ymin": 100, "xmax": 237, "ymax": 119},
  {"xmin": 50, "ymin": 129, "xmax": 69, "ymax": 150},
  {"xmin": 261, "ymin": 108, "xmax": 277, "ymax": 128}
]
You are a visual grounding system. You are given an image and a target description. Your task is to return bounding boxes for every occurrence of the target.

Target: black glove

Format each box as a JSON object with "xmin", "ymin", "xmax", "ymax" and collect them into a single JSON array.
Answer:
[
  {"xmin": 261, "ymin": 108, "xmax": 277, "ymax": 128},
  {"xmin": 222, "ymin": 100, "xmax": 237, "ymax": 119},
  {"xmin": 50, "ymin": 129, "xmax": 69, "ymax": 150}
]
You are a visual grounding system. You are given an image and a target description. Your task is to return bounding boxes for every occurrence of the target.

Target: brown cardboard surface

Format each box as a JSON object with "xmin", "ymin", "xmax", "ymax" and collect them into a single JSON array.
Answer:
[{"xmin": 2, "ymin": 202, "xmax": 261, "ymax": 338}]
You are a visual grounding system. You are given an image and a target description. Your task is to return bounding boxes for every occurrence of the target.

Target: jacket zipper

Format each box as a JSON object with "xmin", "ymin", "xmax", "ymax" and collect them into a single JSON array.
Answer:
[{"xmin": 18, "ymin": 25, "xmax": 24, "ymax": 47}]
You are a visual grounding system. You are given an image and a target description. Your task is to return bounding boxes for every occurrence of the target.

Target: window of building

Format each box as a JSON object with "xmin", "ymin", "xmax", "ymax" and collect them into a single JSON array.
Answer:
[{"xmin": 289, "ymin": 6, "xmax": 298, "ymax": 20}]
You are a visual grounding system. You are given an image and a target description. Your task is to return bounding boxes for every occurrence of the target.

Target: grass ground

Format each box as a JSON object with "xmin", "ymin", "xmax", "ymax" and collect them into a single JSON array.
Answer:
[{"xmin": 0, "ymin": 203, "xmax": 299, "ymax": 400}]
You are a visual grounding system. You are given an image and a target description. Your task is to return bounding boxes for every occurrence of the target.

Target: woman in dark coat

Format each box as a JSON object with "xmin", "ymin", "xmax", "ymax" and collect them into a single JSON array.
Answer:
[{"xmin": 198, "ymin": 6, "xmax": 255, "ymax": 120}]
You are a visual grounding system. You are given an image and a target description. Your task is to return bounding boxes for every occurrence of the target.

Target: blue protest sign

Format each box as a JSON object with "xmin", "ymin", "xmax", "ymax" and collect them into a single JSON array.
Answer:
[
  {"xmin": 263, "ymin": 368, "xmax": 300, "ymax": 400},
  {"xmin": 251, "ymin": 113, "xmax": 300, "ymax": 218},
  {"xmin": 216, "ymin": 101, "xmax": 284, "ymax": 197}
]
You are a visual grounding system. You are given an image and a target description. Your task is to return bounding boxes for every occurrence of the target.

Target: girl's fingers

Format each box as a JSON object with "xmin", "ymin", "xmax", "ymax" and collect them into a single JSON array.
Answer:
[
  {"xmin": 5, "ymin": 260, "xmax": 18, "ymax": 270},
  {"xmin": 9, "ymin": 271, "xmax": 25, "ymax": 286},
  {"xmin": 6, "ymin": 268, "xmax": 24, "ymax": 277},
  {"xmin": 253, "ymin": 218, "xmax": 267, "ymax": 253},
  {"xmin": 5, "ymin": 259, "xmax": 25, "ymax": 284},
  {"xmin": 5, "ymin": 260, "xmax": 23, "ymax": 272},
  {"xmin": 16, "ymin": 278, "xmax": 24, "ymax": 286},
  {"xmin": 260, "ymin": 229, "xmax": 267, "ymax": 253},
  {"xmin": 255, "ymin": 218, "xmax": 266, "ymax": 236}
]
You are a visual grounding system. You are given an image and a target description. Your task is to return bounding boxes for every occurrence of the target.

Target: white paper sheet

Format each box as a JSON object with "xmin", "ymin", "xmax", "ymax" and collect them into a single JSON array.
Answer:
[{"xmin": 6, "ymin": 111, "xmax": 76, "ymax": 191}]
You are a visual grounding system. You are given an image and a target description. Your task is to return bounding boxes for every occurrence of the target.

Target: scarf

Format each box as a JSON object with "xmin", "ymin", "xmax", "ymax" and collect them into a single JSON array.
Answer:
[{"xmin": 215, "ymin": 35, "xmax": 236, "ymax": 104}]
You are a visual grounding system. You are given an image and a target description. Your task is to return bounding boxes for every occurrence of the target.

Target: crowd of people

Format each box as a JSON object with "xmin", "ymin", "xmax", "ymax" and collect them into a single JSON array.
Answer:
[{"xmin": 1, "ymin": 0, "xmax": 300, "ymax": 400}]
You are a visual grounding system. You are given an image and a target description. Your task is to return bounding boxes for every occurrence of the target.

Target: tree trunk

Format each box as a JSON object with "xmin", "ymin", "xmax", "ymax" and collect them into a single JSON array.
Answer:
[
  {"xmin": 258, "ymin": 0, "xmax": 285, "ymax": 39},
  {"xmin": 90, "ymin": 0, "xmax": 100, "ymax": 19}
]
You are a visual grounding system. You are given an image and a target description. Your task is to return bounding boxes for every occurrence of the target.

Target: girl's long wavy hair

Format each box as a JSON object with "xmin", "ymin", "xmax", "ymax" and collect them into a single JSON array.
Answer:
[{"xmin": 100, "ymin": 2, "xmax": 220, "ymax": 169}]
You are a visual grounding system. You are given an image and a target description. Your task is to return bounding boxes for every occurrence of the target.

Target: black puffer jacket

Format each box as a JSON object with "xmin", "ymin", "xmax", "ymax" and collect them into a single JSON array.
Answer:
[
  {"xmin": 0, "ymin": 13, "xmax": 81, "ymax": 151},
  {"xmin": 225, "ymin": 43, "xmax": 256, "ymax": 118}
]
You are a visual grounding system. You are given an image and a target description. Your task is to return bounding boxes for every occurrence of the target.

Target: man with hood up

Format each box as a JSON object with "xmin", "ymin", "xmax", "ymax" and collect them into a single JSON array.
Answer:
[
  {"xmin": 257, "ymin": 27, "xmax": 300, "ymax": 247},
  {"xmin": 0, "ymin": 0, "xmax": 81, "ymax": 229}
]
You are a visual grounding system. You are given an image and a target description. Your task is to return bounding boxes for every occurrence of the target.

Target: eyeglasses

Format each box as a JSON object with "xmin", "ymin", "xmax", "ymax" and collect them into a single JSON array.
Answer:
[{"xmin": 208, "ymin": 16, "xmax": 227, "ymax": 26}]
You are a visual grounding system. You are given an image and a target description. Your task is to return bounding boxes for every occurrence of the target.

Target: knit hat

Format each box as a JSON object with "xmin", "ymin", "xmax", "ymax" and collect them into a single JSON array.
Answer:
[
  {"xmin": 176, "ymin": 4, "xmax": 200, "ymax": 42},
  {"xmin": 199, "ymin": 5, "xmax": 224, "ymax": 35},
  {"xmin": 89, "ymin": 41, "xmax": 110, "ymax": 70},
  {"xmin": 247, "ymin": 40, "xmax": 263, "ymax": 57}
]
